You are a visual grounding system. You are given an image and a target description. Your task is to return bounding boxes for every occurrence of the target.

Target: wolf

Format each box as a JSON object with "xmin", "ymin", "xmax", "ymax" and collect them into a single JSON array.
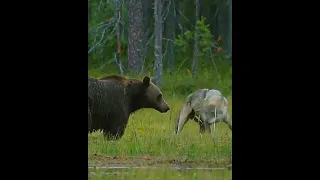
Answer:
[{"xmin": 175, "ymin": 89, "xmax": 232, "ymax": 139}]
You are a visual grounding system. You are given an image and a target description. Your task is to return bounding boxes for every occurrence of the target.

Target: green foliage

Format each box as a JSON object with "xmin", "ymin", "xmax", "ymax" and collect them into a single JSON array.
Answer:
[
  {"xmin": 88, "ymin": 59, "xmax": 232, "ymax": 99},
  {"xmin": 172, "ymin": 17, "xmax": 229, "ymax": 88},
  {"xmin": 88, "ymin": 0, "xmax": 232, "ymax": 96},
  {"xmin": 174, "ymin": 16, "xmax": 221, "ymax": 59},
  {"xmin": 88, "ymin": 1, "xmax": 232, "ymax": 177},
  {"xmin": 88, "ymin": 0, "xmax": 129, "ymax": 68}
]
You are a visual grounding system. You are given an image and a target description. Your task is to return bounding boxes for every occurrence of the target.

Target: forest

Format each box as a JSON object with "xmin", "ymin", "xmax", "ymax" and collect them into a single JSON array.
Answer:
[{"xmin": 88, "ymin": 0, "xmax": 232, "ymax": 179}]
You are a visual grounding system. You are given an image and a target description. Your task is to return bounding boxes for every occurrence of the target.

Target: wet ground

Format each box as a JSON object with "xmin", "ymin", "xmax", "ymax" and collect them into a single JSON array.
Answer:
[
  {"xmin": 88, "ymin": 154, "xmax": 232, "ymax": 179},
  {"xmin": 89, "ymin": 153, "xmax": 232, "ymax": 169}
]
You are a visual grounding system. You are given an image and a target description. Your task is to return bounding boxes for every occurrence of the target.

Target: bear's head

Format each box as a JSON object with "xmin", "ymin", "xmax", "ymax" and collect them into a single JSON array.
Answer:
[{"xmin": 129, "ymin": 76, "xmax": 171, "ymax": 113}]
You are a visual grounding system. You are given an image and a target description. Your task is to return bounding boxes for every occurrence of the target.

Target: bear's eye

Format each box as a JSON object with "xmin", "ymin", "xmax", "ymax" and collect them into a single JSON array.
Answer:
[{"xmin": 157, "ymin": 94, "xmax": 162, "ymax": 101}]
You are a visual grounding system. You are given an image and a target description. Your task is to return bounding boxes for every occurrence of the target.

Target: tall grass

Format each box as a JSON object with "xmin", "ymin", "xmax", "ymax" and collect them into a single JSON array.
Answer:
[
  {"xmin": 88, "ymin": 57, "xmax": 232, "ymax": 98},
  {"xmin": 88, "ymin": 97, "xmax": 232, "ymax": 157},
  {"xmin": 88, "ymin": 59, "xmax": 232, "ymax": 167}
]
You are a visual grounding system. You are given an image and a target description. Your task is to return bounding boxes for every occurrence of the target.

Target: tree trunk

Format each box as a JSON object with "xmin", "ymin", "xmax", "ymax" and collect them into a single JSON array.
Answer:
[
  {"xmin": 154, "ymin": 0, "xmax": 163, "ymax": 85},
  {"xmin": 166, "ymin": 0, "xmax": 176, "ymax": 73},
  {"xmin": 142, "ymin": 0, "xmax": 153, "ymax": 72},
  {"xmin": 227, "ymin": 0, "xmax": 232, "ymax": 59},
  {"xmin": 192, "ymin": 0, "xmax": 200, "ymax": 77},
  {"xmin": 115, "ymin": 1, "xmax": 125, "ymax": 75},
  {"xmin": 127, "ymin": 0, "xmax": 144, "ymax": 73},
  {"xmin": 217, "ymin": 3, "xmax": 228, "ymax": 54}
]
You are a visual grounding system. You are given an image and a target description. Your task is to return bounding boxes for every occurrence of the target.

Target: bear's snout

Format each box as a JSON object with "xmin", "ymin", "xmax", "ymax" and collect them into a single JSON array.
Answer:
[
  {"xmin": 163, "ymin": 105, "xmax": 170, "ymax": 112},
  {"xmin": 159, "ymin": 106, "xmax": 170, "ymax": 113},
  {"xmin": 157, "ymin": 102, "xmax": 170, "ymax": 113}
]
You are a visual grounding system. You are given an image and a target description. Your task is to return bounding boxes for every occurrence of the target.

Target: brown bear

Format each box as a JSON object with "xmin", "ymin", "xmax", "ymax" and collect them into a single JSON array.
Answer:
[{"xmin": 88, "ymin": 75, "xmax": 170, "ymax": 140}]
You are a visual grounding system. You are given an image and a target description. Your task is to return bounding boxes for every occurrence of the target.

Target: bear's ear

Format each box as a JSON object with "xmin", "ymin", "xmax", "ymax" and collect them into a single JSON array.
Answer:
[{"xmin": 143, "ymin": 76, "xmax": 150, "ymax": 86}]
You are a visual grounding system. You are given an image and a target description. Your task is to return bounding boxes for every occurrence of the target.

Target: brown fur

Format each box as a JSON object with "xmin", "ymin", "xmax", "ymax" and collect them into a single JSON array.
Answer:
[
  {"xmin": 99, "ymin": 75, "xmax": 128, "ymax": 82},
  {"xmin": 88, "ymin": 75, "xmax": 170, "ymax": 140},
  {"xmin": 99, "ymin": 75, "xmax": 144, "ymax": 86}
]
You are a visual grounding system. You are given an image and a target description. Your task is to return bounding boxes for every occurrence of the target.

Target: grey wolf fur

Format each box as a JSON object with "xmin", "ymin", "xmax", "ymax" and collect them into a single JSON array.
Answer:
[{"xmin": 175, "ymin": 89, "xmax": 232, "ymax": 138}]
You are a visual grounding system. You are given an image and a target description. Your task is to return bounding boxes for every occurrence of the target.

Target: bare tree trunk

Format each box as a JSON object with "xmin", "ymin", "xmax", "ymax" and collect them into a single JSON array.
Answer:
[
  {"xmin": 166, "ymin": 0, "xmax": 176, "ymax": 74},
  {"xmin": 115, "ymin": 1, "xmax": 125, "ymax": 75},
  {"xmin": 192, "ymin": 0, "xmax": 200, "ymax": 77},
  {"xmin": 217, "ymin": 3, "xmax": 228, "ymax": 54},
  {"xmin": 154, "ymin": 0, "xmax": 163, "ymax": 85},
  {"xmin": 142, "ymin": 0, "xmax": 153, "ymax": 67},
  {"xmin": 227, "ymin": 0, "xmax": 232, "ymax": 59},
  {"xmin": 127, "ymin": 0, "xmax": 144, "ymax": 73}
]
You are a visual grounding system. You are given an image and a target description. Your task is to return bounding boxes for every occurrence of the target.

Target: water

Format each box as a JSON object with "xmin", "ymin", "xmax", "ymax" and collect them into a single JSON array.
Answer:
[{"xmin": 88, "ymin": 165, "xmax": 232, "ymax": 180}]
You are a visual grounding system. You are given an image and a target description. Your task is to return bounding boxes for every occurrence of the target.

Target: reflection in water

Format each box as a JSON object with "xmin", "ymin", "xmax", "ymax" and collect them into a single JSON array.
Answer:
[{"xmin": 88, "ymin": 166, "xmax": 232, "ymax": 180}]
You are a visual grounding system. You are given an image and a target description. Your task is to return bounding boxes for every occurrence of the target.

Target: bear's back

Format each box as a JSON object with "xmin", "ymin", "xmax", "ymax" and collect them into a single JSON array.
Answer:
[{"xmin": 88, "ymin": 76, "xmax": 131, "ymax": 115}]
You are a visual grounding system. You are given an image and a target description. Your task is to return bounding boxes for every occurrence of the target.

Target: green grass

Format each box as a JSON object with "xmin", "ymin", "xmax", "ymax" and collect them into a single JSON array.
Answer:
[
  {"xmin": 88, "ymin": 64, "xmax": 232, "ymax": 179},
  {"xmin": 88, "ymin": 98, "xmax": 232, "ymax": 163}
]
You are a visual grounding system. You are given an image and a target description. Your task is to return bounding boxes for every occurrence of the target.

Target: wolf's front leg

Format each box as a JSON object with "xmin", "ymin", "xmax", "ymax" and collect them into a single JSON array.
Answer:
[
  {"xmin": 199, "ymin": 122, "xmax": 205, "ymax": 137},
  {"xmin": 208, "ymin": 122, "xmax": 217, "ymax": 144}
]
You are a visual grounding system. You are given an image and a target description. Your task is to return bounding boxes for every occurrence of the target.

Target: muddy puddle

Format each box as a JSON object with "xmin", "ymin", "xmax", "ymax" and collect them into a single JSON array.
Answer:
[
  {"xmin": 88, "ymin": 154, "xmax": 231, "ymax": 179},
  {"xmin": 89, "ymin": 165, "xmax": 231, "ymax": 179}
]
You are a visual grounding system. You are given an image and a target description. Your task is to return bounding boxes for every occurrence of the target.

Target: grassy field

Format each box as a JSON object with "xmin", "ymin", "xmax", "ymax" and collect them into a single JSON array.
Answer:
[
  {"xmin": 88, "ymin": 97, "xmax": 232, "ymax": 161},
  {"xmin": 88, "ymin": 65, "xmax": 232, "ymax": 179}
]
